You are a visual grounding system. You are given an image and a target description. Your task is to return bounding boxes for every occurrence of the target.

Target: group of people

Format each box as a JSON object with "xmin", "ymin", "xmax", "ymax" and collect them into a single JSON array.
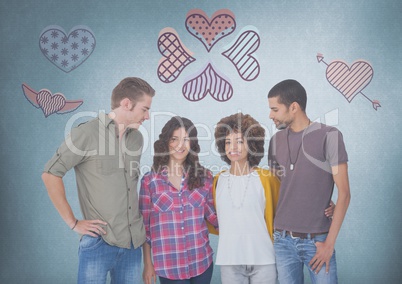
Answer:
[{"xmin": 42, "ymin": 77, "xmax": 350, "ymax": 284}]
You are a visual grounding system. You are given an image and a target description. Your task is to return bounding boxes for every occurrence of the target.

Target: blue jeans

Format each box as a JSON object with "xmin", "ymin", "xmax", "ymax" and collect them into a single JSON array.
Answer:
[
  {"xmin": 158, "ymin": 263, "xmax": 214, "ymax": 284},
  {"xmin": 273, "ymin": 230, "xmax": 338, "ymax": 284},
  {"xmin": 220, "ymin": 264, "xmax": 277, "ymax": 284},
  {"xmin": 77, "ymin": 235, "xmax": 142, "ymax": 284}
]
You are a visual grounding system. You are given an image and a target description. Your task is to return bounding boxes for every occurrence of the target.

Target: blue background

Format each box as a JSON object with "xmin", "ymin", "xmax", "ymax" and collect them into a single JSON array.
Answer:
[{"xmin": 1, "ymin": 0, "xmax": 401, "ymax": 283}]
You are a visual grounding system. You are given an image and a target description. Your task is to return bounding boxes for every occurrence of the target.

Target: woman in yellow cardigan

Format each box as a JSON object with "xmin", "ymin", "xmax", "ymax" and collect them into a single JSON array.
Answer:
[
  {"xmin": 209, "ymin": 112, "xmax": 280, "ymax": 283},
  {"xmin": 208, "ymin": 113, "xmax": 334, "ymax": 283}
]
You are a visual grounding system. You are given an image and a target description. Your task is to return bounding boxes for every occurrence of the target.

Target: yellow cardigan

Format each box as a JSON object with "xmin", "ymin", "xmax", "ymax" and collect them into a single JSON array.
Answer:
[{"xmin": 207, "ymin": 168, "xmax": 280, "ymax": 241}]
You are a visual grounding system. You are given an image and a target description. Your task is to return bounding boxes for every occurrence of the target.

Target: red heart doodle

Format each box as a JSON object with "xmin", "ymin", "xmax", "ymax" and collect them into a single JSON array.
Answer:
[
  {"xmin": 326, "ymin": 60, "xmax": 373, "ymax": 102},
  {"xmin": 317, "ymin": 54, "xmax": 380, "ymax": 110},
  {"xmin": 186, "ymin": 9, "xmax": 236, "ymax": 52},
  {"xmin": 157, "ymin": 28, "xmax": 195, "ymax": 83},
  {"xmin": 36, "ymin": 90, "xmax": 66, "ymax": 117}
]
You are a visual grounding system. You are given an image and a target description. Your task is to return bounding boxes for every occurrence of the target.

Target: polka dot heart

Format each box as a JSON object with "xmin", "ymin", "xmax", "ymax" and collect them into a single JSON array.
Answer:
[{"xmin": 185, "ymin": 9, "xmax": 236, "ymax": 52}]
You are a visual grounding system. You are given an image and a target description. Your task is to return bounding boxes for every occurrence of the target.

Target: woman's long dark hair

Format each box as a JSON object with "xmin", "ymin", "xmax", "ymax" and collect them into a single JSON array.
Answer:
[{"xmin": 152, "ymin": 116, "xmax": 207, "ymax": 190}]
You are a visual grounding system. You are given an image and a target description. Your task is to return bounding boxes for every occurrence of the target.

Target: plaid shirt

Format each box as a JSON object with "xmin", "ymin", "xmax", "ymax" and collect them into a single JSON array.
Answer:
[{"xmin": 139, "ymin": 169, "xmax": 218, "ymax": 280}]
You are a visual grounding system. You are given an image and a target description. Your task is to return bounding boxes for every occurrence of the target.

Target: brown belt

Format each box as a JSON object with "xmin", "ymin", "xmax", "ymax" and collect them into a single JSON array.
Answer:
[{"xmin": 276, "ymin": 229, "xmax": 328, "ymax": 239}]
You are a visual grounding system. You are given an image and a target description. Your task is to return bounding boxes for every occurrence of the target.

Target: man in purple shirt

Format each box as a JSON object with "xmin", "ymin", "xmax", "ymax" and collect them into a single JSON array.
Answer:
[{"xmin": 267, "ymin": 79, "xmax": 351, "ymax": 283}]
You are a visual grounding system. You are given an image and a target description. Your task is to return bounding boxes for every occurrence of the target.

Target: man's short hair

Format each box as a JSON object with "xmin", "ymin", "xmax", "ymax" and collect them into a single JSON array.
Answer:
[
  {"xmin": 111, "ymin": 77, "xmax": 155, "ymax": 109},
  {"xmin": 268, "ymin": 79, "xmax": 307, "ymax": 112}
]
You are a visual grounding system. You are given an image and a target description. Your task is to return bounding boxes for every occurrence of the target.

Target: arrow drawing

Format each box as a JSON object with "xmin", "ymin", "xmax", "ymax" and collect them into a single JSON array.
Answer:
[{"xmin": 317, "ymin": 53, "xmax": 381, "ymax": 110}]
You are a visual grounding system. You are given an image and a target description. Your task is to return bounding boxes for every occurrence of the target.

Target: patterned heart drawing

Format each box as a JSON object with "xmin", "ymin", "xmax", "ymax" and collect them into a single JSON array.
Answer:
[
  {"xmin": 185, "ymin": 9, "xmax": 236, "ymax": 52},
  {"xmin": 326, "ymin": 60, "xmax": 373, "ymax": 102},
  {"xmin": 36, "ymin": 90, "xmax": 66, "ymax": 117},
  {"xmin": 222, "ymin": 27, "xmax": 260, "ymax": 81},
  {"xmin": 157, "ymin": 28, "xmax": 195, "ymax": 83},
  {"xmin": 39, "ymin": 25, "xmax": 96, "ymax": 73},
  {"xmin": 182, "ymin": 63, "xmax": 233, "ymax": 102}
]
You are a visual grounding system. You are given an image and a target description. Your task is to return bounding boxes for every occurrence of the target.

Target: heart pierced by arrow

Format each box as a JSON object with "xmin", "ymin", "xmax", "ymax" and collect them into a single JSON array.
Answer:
[{"xmin": 317, "ymin": 53, "xmax": 381, "ymax": 110}]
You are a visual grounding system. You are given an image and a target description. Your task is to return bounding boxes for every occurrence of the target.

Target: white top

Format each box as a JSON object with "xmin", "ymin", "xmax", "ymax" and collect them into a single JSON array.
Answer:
[{"xmin": 215, "ymin": 171, "xmax": 276, "ymax": 265}]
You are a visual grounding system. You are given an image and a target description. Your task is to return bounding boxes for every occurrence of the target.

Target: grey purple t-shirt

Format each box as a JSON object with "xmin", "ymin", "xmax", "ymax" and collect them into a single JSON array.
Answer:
[{"xmin": 268, "ymin": 122, "xmax": 348, "ymax": 233}]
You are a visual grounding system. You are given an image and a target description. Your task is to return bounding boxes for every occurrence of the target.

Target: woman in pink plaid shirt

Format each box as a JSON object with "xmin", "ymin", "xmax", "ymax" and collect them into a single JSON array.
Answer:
[{"xmin": 140, "ymin": 116, "xmax": 218, "ymax": 284}]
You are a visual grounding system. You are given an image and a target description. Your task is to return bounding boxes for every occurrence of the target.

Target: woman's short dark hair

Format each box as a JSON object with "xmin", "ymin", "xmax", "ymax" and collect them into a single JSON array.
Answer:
[
  {"xmin": 215, "ymin": 113, "xmax": 265, "ymax": 167},
  {"xmin": 153, "ymin": 116, "xmax": 207, "ymax": 190}
]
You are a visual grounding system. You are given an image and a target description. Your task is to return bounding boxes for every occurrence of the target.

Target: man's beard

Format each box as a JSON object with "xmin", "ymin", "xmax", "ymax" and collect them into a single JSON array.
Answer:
[
  {"xmin": 274, "ymin": 113, "xmax": 293, "ymax": 130},
  {"xmin": 276, "ymin": 119, "xmax": 292, "ymax": 130},
  {"xmin": 276, "ymin": 122, "xmax": 288, "ymax": 130}
]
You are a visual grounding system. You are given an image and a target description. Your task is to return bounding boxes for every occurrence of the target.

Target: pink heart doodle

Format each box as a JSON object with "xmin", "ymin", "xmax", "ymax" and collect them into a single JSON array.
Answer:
[
  {"xmin": 222, "ymin": 28, "xmax": 260, "ymax": 81},
  {"xmin": 39, "ymin": 25, "xmax": 96, "ymax": 73},
  {"xmin": 326, "ymin": 60, "xmax": 373, "ymax": 102},
  {"xmin": 157, "ymin": 28, "xmax": 195, "ymax": 83},
  {"xmin": 36, "ymin": 90, "xmax": 66, "ymax": 117},
  {"xmin": 317, "ymin": 54, "xmax": 380, "ymax": 110},
  {"xmin": 185, "ymin": 9, "xmax": 236, "ymax": 52},
  {"xmin": 182, "ymin": 63, "xmax": 233, "ymax": 102}
]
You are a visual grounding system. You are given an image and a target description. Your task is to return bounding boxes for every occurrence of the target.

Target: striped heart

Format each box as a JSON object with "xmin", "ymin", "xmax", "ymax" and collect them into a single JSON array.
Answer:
[
  {"xmin": 36, "ymin": 90, "xmax": 66, "ymax": 117},
  {"xmin": 222, "ymin": 29, "xmax": 260, "ymax": 81},
  {"xmin": 182, "ymin": 63, "xmax": 233, "ymax": 102},
  {"xmin": 326, "ymin": 61, "xmax": 373, "ymax": 102}
]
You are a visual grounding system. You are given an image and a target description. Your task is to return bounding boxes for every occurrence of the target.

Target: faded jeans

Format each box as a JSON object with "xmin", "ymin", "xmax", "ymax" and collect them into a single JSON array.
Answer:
[
  {"xmin": 77, "ymin": 235, "xmax": 142, "ymax": 284},
  {"xmin": 220, "ymin": 264, "xmax": 277, "ymax": 284},
  {"xmin": 273, "ymin": 230, "xmax": 337, "ymax": 284}
]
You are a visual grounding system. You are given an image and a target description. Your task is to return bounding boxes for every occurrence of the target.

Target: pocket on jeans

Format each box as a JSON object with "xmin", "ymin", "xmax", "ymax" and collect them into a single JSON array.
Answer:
[
  {"xmin": 273, "ymin": 230, "xmax": 281, "ymax": 242},
  {"xmin": 313, "ymin": 233, "xmax": 328, "ymax": 243},
  {"xmin": 79, "ymin": 235, "xmax": 104, "ymax": 251}
]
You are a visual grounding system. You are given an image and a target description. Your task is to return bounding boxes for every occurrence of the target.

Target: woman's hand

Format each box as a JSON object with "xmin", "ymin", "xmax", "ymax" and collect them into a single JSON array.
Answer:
[{"xmin": 325, "ymin": 200, "xmax": 336, "ymax": 219}]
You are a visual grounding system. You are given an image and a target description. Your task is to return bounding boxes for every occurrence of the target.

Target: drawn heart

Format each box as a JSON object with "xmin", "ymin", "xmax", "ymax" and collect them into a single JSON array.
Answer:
[
  {"xmin": 185, "ymin": 9, "xmax": 236, "ymax": 52},
  {"xmin": 326, "ymin": 60, "xmax": 373, "ymax": 102},
  {"xmin": 36, "ymin": 90, "xmax": 66, "ymax": 117},
  {"xmin": 157, "ymin": 28, "xmax": 195, "ymax": 83},
  {"xmin": 182, "ymin": 63, "xmax": 233, "ymax": 102},
  {"xmin": 39, "ymin": 25, "xmax": 96, "ymax": 73},
  {"xmin": 222, "ymin": 28, "xmax": 260, "ymax": 81}
]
